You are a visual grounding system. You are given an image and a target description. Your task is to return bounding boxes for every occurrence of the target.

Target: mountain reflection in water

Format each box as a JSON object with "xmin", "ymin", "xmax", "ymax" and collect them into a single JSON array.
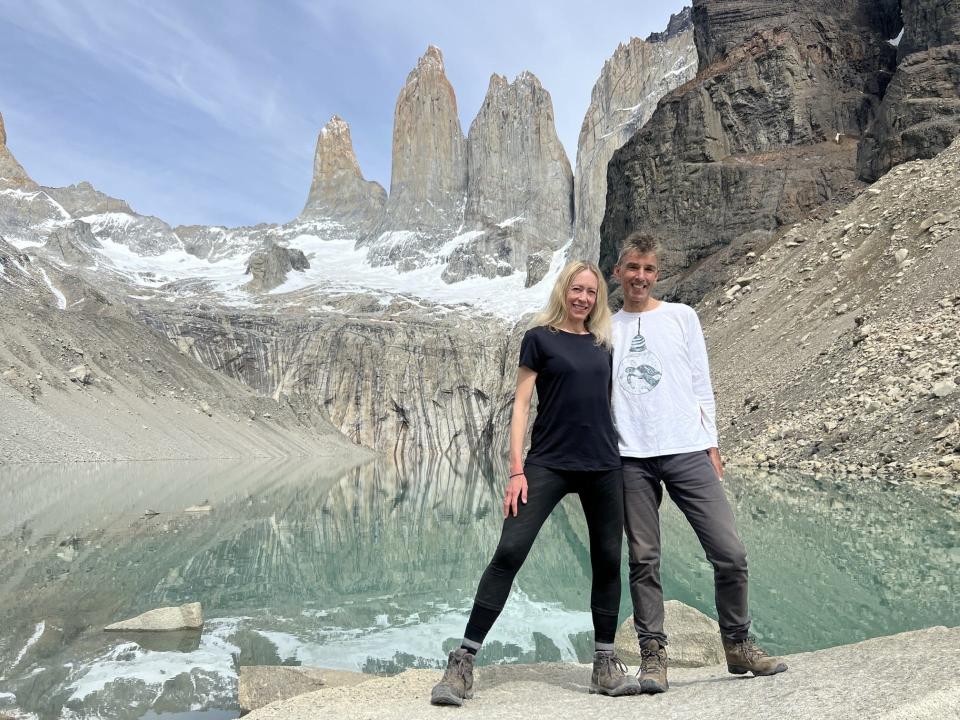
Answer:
[{"xmin": 0, "ymin": 459, "xmax": 956, "ymax": 720}]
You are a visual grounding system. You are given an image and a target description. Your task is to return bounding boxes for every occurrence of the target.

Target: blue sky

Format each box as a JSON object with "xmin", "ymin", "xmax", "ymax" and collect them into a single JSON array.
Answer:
[{"xmin": 0, "ymin": 0, "xmax": 686, "ymax": 228}]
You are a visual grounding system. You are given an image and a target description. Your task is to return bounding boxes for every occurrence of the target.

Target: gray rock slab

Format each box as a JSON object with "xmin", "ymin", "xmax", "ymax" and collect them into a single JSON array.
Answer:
[
  {"xmin": 245, "ymin": 627, "xmax": 959, "ymax": 720},
  {"xmin": 104, "ymin": 602, "xmax": 203, "ymax": 632},
  {"xmin": 615, "ymin": 600, "xmax": 725, "ymax": 667},
  {"xmin": 239, "ymin": 666, "xmax": 370, "ymax": 715}
]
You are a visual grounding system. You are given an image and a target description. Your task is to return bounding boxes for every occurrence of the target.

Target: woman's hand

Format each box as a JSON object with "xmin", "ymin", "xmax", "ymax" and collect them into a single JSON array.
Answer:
[{"xmin": 503, "ymin": 472, "xmax": 528, "ymax": 518}]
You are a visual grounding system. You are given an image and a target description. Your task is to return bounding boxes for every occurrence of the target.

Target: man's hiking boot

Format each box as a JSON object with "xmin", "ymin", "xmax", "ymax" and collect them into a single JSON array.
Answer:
[
  {"xmin": 637, "ymin": 639, "xmax": 668, "ymax": 693},
  {"xmin": 430, "ymin": 648, "xmax": 475, "ymax": 706},
  {"xmin": 590, "ymin": 650, "xmax": 642, "ymax": 696},
  {"xmin": 723, "ymin": 636, "xmax": 788, "ymax": 676}
]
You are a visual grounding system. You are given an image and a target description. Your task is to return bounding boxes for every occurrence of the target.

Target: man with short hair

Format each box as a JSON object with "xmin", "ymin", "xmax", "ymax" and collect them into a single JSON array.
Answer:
[{"xmin": 611, "ymin": 231, "xmax": 787, "ymax": 694}]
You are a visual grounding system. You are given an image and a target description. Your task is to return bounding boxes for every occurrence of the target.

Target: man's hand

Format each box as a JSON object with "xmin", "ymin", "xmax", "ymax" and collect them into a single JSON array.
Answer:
[
  {"xmin": 503, "ymin": 472, "xmax": 528, "ymax": 518},
  {"xmin": 708, "ymin": 447, "xmax": 724, "ymax": 482}
]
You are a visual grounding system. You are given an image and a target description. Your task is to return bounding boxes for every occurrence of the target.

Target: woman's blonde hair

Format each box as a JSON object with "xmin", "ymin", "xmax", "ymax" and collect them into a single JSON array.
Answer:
[{"xmin": 531, "ymin": 261, "xmax": 612, "ymax": 348}]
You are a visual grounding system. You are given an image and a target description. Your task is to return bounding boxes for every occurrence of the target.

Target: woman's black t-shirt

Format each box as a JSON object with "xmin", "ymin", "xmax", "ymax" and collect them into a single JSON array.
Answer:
[{"xmin": 519, "ymin": 325, "xmax": 620, "ymax": 471}]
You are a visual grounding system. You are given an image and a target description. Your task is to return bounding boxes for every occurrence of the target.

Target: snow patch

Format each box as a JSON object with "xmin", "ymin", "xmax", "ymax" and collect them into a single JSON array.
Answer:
[
  {"xmin": 11, "ymin": 621, "xmax": 46, "ymax": 671},
  {"xmin": 37, "ymin": 268, "xmax": 66, "ymax": 310},
  {"xmin": 257, "ymin": 586, "xmax": 590, "ymax": 671}
]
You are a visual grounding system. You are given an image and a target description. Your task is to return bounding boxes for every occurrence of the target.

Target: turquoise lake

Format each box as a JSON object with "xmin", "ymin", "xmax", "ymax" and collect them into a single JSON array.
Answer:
[{"xmin": 0, "ymin": 459, "xmax": 957, "ymax": 719}]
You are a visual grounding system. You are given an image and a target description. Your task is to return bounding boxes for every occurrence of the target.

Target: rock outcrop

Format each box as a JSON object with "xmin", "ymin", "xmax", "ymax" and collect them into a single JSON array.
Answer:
[
  {"xmin": 858, "ymin": 0, "xmax": 960, "ymax": 181},
  {"xmin": 601, "ymin": 0, "xmax": 902, "ymax": 303},
  {"xmin": 362, "ymin": 46, "xmax": 468, "ymax": 271},
  {"xmin": 300, "ymin": 116, "xmax": 386, "ymax": 229},
  {"xmin": 0, "ymin": 111, "xmax": 37, "ymax": 190},
  {"xmin": 244, "ymin": 241, "xmax": 310, "ymax": 292},
  {"xmin": 44, "ymin": 221, "xmax": 102, "ymax": 265},
  {"xmin": 244, "ymin": 627, "xmax": 960, "ymax": 720},
  {"xmin": 240, "ymin": 667, "xmax": 370, "ymax": 715},
  {"xmin": 570, "ymin": 9, "xmax": 697, "ymax": 264},
  {"xmin": 898, "ymin": 0, "xmax": 960, "ymax": 57},
  {"xmin": 443, "ymin": 72, "xmax": 573, "ymax": 285}
]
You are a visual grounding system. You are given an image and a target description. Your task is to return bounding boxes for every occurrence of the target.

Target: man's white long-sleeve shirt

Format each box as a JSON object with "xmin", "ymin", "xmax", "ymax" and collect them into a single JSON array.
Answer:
[{"xmin": 611, "ymin": 303, "xmax": 719, "ymax": 458}]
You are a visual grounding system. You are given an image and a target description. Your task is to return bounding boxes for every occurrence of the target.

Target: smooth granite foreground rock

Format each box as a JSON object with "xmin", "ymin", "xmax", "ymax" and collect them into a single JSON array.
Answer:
[
  {"xmin": 615, "ymin": 600, "xmax": 724, "ymax": 667},
  {"xmin": 104, "ymin": 602, "xmax": 203, "ymax": 632},
  {"xmin": 245, "ymin": 627, "xmax": 959, "ymax": 720},
  {"xmin": 239, "ymin": 666, "xmax": 370, "ymax": 715}
]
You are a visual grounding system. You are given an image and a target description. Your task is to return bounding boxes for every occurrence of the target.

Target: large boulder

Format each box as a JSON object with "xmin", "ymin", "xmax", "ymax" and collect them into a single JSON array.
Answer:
[
  {"xmin": 104, "ymin": 602, "xmax": 203, "ymax": 632},
  {"xmin": 614, "ymin": 600, "xmax": 725, "ymax": 667}
]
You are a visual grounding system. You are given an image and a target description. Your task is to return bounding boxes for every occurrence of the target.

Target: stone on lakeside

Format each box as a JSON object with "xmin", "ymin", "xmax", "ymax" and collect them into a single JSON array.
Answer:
[
  {"xmin": 239, "ymin": 666, "xmax": 370, "ymax": 716},
  {"xmin": 104, "ymin": 602, "xmax": 203, "ymax": 632},
  {"xmin": 614, "ymin": 600, "xmax": 724, "ymax": 667}
]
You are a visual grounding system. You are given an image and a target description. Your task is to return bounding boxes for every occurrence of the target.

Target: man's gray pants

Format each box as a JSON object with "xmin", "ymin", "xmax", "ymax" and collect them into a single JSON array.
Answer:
[{"xmin": 623, "ymin": 451, "xmax": 751, "ymax": 645}]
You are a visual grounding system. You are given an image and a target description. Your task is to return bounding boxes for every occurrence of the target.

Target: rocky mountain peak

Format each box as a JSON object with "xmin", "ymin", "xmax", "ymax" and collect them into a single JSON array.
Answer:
[
  {"xmin": 300, "ymin": 115, "xmax": 386, "ymax": 227},
  {"xmin": 646, "ymin": 6, "xmax": 694, "ymax": 43},
  {"xmin": 362, "ymin": 45, "xmax": 468, "ymax": 270},
  {"xmin": 414, "ymin": 44, "xmax": 446, "ymax": 75},
  {"xmin": 0, "ymin": 110, "xmax": 6, "ymax": 147},
  {"xmin": 443, "ymin": 70, "xmax": 573, "ymax": 284},
  {"xmin": 43, "ymin": 181, "xmax": 134, "ymax": 216}
]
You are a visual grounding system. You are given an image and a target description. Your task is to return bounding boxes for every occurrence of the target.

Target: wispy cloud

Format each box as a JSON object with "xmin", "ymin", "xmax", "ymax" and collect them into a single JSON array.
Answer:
[{"xmin": 0, "ymin": 0, "xmax": 686, "ymax": 227}]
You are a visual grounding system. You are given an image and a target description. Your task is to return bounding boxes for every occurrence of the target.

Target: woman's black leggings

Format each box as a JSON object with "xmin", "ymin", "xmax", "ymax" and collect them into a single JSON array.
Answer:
[{"xmin": 464, "ymin": 464, "xmax": 624, "ymax": 646}]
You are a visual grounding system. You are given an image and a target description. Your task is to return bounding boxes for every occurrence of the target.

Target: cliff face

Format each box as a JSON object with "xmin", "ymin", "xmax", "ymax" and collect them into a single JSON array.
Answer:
[
  {"xmin": 300, "ymin": 116, "xmax": 386, "ymax": 229},
  {"xmin": 858, "ymin": 0, "xmax": 960, "ymax": 181},
  {"xmin": 443, "ymin": 72, "xmax": 573, "ymax": 285},
  {"xmin": 600, "ymin": 0, "xmax": 901, "ymax": 302},
  {"xmin": 362, "ymin": 46, "xmax": 468, "ymax": 271},
  {"xmin": 570, "ymin": 9, "xmax": 697, "ymax": 264},
  {"xmin": 145, "ymin": 307, "xmax": 523, "ymax": 459}
]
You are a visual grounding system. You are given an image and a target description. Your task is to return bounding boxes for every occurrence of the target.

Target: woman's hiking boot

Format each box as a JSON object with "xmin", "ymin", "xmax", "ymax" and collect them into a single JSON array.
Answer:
[
  {"xmin": 430, "ymin": 648, "xmax": 475, "ymax": 706},
  {"xmin": 723, "ymin": 636, "xmax": 788, "ymax": 676},
  {"xmin": 637, "ymin": 639, "xmax": 668, "ymax": 693},
  {"xmin": 590, "ymin": 650, "xmax": 643, "ymax": 696}
]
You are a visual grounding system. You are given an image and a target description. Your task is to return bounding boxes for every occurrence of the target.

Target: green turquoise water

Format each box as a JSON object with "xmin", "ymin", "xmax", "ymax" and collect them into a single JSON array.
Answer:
[{"xmin": 0, "ymin": 459, "xmax": 956, "ymax": 719}]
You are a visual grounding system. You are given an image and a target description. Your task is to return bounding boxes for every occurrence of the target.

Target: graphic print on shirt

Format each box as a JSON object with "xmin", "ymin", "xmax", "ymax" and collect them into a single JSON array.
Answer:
[{"xmin": 617, "ymin": 329, "xmax": 663, "ymax": 395}]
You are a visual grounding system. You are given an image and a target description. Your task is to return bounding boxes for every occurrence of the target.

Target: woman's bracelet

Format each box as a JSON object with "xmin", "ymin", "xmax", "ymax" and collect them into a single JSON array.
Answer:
[{"xmin": 509, "ymin": 471, "xmax": 525, "ymax": 478}]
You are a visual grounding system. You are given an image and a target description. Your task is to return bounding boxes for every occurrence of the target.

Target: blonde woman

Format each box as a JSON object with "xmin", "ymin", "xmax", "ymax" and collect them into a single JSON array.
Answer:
[{"xmin": 431, "ymin": 262, "xmax": 640, "ymax": 705}]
